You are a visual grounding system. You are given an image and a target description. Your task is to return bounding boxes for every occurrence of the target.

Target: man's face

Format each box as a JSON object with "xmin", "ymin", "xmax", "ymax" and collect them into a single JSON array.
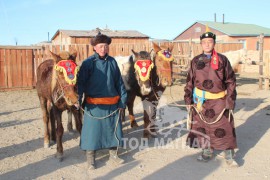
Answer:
[
  {"xmin": 201, "ymin": 38, "xmax": 215, "ymax": 54},
  {"xmin": 94, "ymin": 43, "xmax": 109, "ymax": 57}
]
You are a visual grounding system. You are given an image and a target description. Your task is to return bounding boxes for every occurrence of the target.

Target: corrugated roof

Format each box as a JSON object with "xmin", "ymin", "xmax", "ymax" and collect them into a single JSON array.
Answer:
[
  {"xmin": 52, "ymin": 28, "xmax": 149, "ymax": 40},
  {"xmin": 198, "ymin": 21, "xmax": 270, "ymax": 36}
]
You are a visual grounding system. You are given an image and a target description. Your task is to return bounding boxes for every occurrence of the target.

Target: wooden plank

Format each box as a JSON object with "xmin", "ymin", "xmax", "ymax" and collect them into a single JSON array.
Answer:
[
  {"xmin": 16, "ymin": 49, "xmax": 23, "ymax": 87},
  {"xmin": 21, "ymin": 50, "xmax": 28, "ymax": 87},
  {"xmin": 25, "ymin": 49, "xmax": 33, "ymax": 87},
  {"xmin": 6, "ymin": 49, "xmax": 12, "ymax": 88},
  {"xmin": 81, "ymin": 44, "xmax": 87, "ymax": 61},
  {"xmin": 0, "ymin": 49, "xmax": 6, "ymax": 88},
  {"xmin": 0, "ymin": 45, "xmax": 42, "ymax": 49},
  {"xmin": 10, "ymin": 49, "xmax": 18, "ymax": 87},
  {"xmin": 43, "ymin": 45, "xmax": 51, "ymax": 60},
  {"xmin": 30, "ymin": 49, "xmax": 35, "ymax": 87}
]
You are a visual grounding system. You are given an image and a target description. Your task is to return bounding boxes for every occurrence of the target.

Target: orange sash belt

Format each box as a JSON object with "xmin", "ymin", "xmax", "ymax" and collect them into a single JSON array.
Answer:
[{"xmin": 86, "ymin": 96, "xmax": 120, "ymax": 105}]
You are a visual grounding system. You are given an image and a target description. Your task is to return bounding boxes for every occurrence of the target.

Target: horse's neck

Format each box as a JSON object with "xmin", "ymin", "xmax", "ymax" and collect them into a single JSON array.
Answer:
[{"xmin": 151, "ymin": 65, "xmax": 166, "ymax": 92}]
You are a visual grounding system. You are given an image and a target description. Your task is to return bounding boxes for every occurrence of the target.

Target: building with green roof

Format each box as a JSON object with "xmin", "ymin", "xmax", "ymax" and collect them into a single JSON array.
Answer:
[{"xmin": 174, "ymin": 21, "xmax": 270, "ymax": 50}]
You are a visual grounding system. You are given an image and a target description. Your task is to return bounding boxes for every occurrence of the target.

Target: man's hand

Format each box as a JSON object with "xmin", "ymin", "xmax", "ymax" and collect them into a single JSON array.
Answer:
[
  {"xmin": 186, "ymin": 104, "xmax": 192, "ymax": 112},
  {"xmin": 118, "ymin": 108, "xmax": 125, "ymax": 111},
  {"xmin": 74, "ymin": 102, "xmax": 80, "ymax": 110}
]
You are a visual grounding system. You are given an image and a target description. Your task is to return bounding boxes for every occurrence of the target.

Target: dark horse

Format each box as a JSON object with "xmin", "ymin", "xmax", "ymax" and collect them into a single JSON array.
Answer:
[
  {"xmin": 36, "ymin": 50, "xmax": 82, "ymax": 161},
  {"xmin": 125, "ymin": 42, "xmax": 174, "ymax": 138},
  {"xmin": 115, "ymin": 50, "xmax": 154, "ymax": 128}
]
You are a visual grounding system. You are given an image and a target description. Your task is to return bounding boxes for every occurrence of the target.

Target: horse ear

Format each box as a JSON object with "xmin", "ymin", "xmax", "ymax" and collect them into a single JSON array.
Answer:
[
  {"xmin": 152, "ymin": 42, "xmax": 162, "ymax": 53},
  {"xmin": 50, "ymin": 51, "xmax": 61, "ymax": 63},
  {"xmin": 69, "ymin": 50, "xmax": 77, "ymax": 61},
  {"xmin": 59, "ymin": 51, "xmax": 70, "ymax": 60},
  {"xmin": 131, "ymin": 49, "xmax": 139, "ymax": 58},
  {"xmin": 150, "ymin": 49, "xmax": 155, "ymax": 61},
  {"xmin": 169, "ymin": 43, "xmax": 174, "ymax": 52}
]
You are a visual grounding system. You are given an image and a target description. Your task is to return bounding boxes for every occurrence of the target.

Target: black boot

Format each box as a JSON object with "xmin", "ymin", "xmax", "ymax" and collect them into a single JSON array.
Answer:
[{"xmin": 86, "ymin": 150, "xmax": 96, "ymax": 170}]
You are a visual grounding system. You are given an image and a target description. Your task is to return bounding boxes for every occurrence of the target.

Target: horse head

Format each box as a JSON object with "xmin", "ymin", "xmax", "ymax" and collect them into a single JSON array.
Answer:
[
  {"xmin": 152, "ymin": 42, "xmax": 174, "ymax": 87},
  {"xmin": 131, "ymin": 49, "xmax": 154, "ymax": 96},
  {"xmin": 50, "ymin": 50, "xmax": 80, "ymax": 106}
]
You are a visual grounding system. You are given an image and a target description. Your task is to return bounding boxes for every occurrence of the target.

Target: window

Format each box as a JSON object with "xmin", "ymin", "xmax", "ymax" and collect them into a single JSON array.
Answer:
[
  {"xmin": 195, "ymin": 27, "xmax": 201, "ymax": 33},
  {"xmin": 238, "ymin": 39, "xmax": 246, "ymax": 49}
]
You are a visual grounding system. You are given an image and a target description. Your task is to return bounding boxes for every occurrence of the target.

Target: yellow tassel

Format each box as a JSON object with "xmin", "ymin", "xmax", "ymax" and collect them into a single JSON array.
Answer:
[
  {"xmin": 205, "ymin": 24, "xmax": 210, "ymax": 32},
  {"xmin": 157, "ymin": 51, "xmax": 174, "ymax": 61},
  {"xmin": 54, "ymin": 65, "xmax": 80, "ymax": 85}
]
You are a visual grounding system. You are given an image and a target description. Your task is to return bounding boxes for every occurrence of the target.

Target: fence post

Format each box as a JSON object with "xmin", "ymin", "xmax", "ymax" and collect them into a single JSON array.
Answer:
[
  {"xmin": 258, "ymin": 33, "xmax": 264, "ymax": 90},
  {"xmin": 265, "ymin": 52, "xmax": 269, "ymax": 90}
]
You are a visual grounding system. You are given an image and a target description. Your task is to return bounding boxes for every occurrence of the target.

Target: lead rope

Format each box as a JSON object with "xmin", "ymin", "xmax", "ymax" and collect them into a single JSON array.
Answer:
[
  {"xmin": 169, "ymin": 86, "xmax": 191, "ymax": 108},
  {"xmin": 80, "ymin": 107, "xmax": 119, "ymax": 120},
  {"xmin": 167, "ymin": 86, "xmax": 234, "ymax": 126},
  {"xmin": 150, "ymin": 73, "xmax": 160, "ymax": 101},
  {"xmin": 53, "ymin": 79, "xmax": 65, "ymax": 103},
  {"xmin": 114, "ymin": 109, "xmax": 122, "ymax": 155},
  {"xmin": 80, "ymin": 107, "xmax": 122, "ymax": 154}
]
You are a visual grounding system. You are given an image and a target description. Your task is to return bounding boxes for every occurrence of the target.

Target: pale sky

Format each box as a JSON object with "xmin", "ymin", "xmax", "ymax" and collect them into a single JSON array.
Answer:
[{"xmin": 1, "ymin": 0, "xmax": 270, "ymax": 45}]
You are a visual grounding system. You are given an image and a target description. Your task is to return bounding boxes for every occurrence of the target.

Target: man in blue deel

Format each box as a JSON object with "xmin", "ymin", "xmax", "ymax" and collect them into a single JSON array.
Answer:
[{"xmin": 77, "ymin": 31, "xmax": 127, "ymax": 170}]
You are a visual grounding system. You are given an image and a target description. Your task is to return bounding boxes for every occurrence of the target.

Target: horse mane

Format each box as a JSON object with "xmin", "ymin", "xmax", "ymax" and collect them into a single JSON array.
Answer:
[{"xmin": 115, "ymin": 55, "xmax": 141, "ymax": 91}]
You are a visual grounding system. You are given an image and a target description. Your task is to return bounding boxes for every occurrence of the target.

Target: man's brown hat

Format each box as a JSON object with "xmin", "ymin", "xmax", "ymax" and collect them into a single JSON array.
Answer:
[{"xmin": 90, "ymin": 32, "xmax": 112, "ymax": 46}]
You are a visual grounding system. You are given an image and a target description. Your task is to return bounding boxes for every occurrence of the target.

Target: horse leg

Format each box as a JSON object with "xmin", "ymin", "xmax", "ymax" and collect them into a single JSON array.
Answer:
[
  {"xmin": 142, "ymin": 98, "xmax": 158, "ymax": 139},
  {"xmin": 148, "ymin": 92, "xmax": 162, "ymax": 138},
  {"xmin": 39, "ymin": 97, "xmax": 50, "ymax": 148},
  {"xmin": 143, "ymin": 109, "xmax": 151, "ymax": 139},
  {"xmin": 149, "ymin": 104, "xmax": 158, "ymax": 137},
  {"xmin": 53, "ymin": 107, "xmax": 64, "ymax": 161},
  {"xmin": 127, "ymin": 93, "xmax": 138, "ymax": 128},
  {"xmin": 71, "ymin": 108, "xmax": 82, "ymax": 134},
  {"xmin": 49, "ymin": 102, "xmax": 56, "ymax": 143},
  {"xmin": 67, "ymin": 109, "xmax": 73, "ymax": 133}
]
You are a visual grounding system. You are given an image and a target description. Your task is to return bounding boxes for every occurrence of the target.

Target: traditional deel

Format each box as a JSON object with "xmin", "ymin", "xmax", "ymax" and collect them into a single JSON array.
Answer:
[
  {"xmin": 78, "ymin": 53, "xmax": 127, "ymax": 151},
  {"xmin": 134, "ymin": 60, "xmax": 154, "ymax": 81},
  {"xmin": 54, "ymin": 60, "xmax": 80, "ymax": 85},
  {"xmin": 184, "ymin": 53, "xmax": 237, "ymax": 150}
]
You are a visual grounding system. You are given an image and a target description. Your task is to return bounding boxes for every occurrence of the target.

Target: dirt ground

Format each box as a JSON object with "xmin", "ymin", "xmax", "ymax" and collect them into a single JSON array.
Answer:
[{"xmin": 1, "ymin": 73, "xmax": 270, "ymax": 180}]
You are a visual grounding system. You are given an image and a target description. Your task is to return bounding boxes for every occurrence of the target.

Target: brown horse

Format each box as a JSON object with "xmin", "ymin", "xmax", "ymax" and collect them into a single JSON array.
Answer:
[
  {"xmin": 127, "ymin": 42, "xmax": 174, "ymax": 138},
  {"xmin": 36, "ymin": 50, "xmax": 82, "ymax": 161}
]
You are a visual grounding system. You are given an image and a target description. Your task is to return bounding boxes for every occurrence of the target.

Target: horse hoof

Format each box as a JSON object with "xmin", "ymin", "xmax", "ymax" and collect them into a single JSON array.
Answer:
[
  {"xmin": 67, "ymin": 127, "xmax": 74, "ymax": 132},
  {"xmin": 55, "ymin": 153, "xmax": 64, "ymax": 162},
  {"xmin": 44, "ymin": 143, "xmax": 50, "ymax": 148},
  {"xmin": 143, "ymin": 132, "xmax": 157, "ymax": 139},
  {"xmin": 67, "ymin": 130, "xmax": 75, "ymax": 135},
  {"xmin": 143, "ymin": 133, "xmax": 151, "ymax": 139},
  {"xmin": 131, "ymin": 121, "xmax": 139, "ymax": 128}
]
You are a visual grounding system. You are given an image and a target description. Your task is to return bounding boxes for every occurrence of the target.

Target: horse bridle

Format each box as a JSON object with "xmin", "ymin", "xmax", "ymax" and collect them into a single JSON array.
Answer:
[
  {"xmin": 53, "ymin": 77, "xmax": 75, "ymax": 105},
  {"xmin": 154, "ymin": 49, "xmax": 173, "ymax": 86}
]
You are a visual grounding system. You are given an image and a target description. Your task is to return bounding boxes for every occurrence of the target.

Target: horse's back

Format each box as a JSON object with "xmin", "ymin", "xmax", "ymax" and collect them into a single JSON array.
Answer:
[{"xmin": 36, "ymin": 59, "xmax": 54, "ymax": 98}]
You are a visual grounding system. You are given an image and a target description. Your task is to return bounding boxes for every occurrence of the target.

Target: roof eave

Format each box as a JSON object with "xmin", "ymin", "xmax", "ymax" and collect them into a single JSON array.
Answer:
[
  {"xmin": 229, "ymin": 34, "xmax": 270, "ymax": 37},
  {"xmin": 51, "ymin": 29, "xmax": 61, "ymax": 40}
]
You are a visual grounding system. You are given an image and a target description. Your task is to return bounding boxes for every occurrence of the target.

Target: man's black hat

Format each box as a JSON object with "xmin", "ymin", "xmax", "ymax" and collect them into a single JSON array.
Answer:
[{"xmin": 200, "ymin": 31, "xmax": 216, "ymax": 41}]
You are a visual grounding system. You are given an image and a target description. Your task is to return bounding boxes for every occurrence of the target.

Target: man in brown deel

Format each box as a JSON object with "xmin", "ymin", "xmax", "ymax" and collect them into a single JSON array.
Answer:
[{"xmin": 184, "ymin": 27, "xmax": 238, "ymax": 167}]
